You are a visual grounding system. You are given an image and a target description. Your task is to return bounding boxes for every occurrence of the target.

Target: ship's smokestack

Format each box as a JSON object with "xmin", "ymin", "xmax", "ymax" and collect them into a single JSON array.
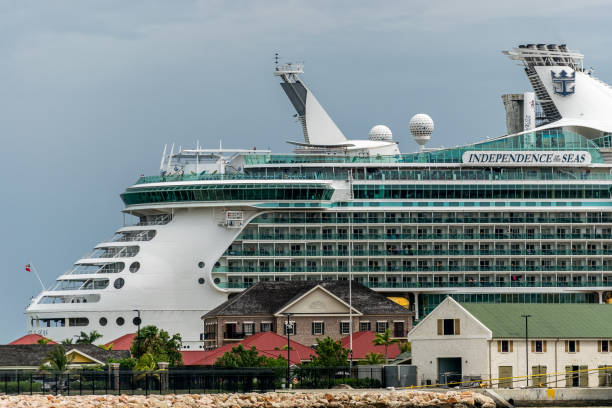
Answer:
[{"xmin": 501, "ymin": 93, "xmax": 525, "ymax": 135}]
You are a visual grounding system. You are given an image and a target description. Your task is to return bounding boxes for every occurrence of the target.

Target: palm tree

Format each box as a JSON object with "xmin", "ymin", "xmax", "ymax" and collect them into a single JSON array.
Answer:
[
  {"xmin": 75, "ymin": 330, "xmax": 103, "ymax": 344},
  {"xmin": 41, "ymin": 344, "xmax": 74, "ymax": 372},
  {"xmin": 61, "ymin": 338, "xmax": 74, "ymax": 345},
  {"xmin": 372, "ymin": 328, "xmax": 400, "ymax": 365},
  {"xmin": 362, "ymin": 352, "xmax": 385, "ymax": 365}
]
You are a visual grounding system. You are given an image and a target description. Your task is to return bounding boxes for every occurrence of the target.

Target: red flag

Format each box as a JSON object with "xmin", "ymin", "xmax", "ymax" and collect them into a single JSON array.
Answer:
[{"xmin": 25, "ymin": 264, "xmax": 31, "ymax": 272}]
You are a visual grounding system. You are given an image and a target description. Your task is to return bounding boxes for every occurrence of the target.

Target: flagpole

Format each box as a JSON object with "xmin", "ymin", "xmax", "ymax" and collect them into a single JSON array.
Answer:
[{"xmin": 29, "ymin": 263, "xmax": 46, "ymax": 291}]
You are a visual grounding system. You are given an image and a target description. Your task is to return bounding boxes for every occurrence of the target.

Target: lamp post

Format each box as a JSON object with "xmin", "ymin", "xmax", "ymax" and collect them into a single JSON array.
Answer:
[
  {"xmin": 133, "ymin": 309, "xmax": 142, "ymax": 358},
  {"xmin": 284, "ymin": 313, "xmax": 293, "ymax": 387},
  {"xmin": 521, "ymin": 314, "xmax": 531, "ymax": 387},
  {"xmin": 348, "ymin": 208, "xmax": 353, "ymax": 370}
]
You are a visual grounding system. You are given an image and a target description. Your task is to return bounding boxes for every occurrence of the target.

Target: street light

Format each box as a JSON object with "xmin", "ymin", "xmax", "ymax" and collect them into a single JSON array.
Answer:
[
  {"xmin": 283, "ymin": 312, "xmax": 294, "ymax": 388},
  {"xmin": 521, "ymin": 314, "xmax": 531, "ymax": 387},
  {"xmin": 133, "ymin": 309, "xmax": 142, "ymax": 358}
]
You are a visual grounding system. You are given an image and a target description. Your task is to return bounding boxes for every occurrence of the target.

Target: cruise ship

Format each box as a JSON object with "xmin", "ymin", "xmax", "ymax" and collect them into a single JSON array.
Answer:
[{"xmin": 25, "ymin": 44, "xmax": 612, "ymax": 349}]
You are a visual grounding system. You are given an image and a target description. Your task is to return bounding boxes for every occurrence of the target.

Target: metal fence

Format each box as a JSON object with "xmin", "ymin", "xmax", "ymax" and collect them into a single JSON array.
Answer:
[{"xmin": 1, "ymin": 366, "xmax": 390, "ymax": 395}]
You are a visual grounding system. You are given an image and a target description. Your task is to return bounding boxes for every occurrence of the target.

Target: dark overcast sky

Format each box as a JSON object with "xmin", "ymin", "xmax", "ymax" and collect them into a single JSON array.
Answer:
[{"xmin": 2, "ymin": 0, "xmax": 612, "ymax": 343}]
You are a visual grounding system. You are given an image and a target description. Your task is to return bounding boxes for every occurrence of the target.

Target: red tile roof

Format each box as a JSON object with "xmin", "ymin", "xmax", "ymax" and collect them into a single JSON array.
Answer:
[
  {"xmin": 340, "ymin": 331, "xmax": 402, "ymax": 360},
  {"xmin": 180, "ymin": 350, "xmax": 209, "ymax": 366},
  {"xmin": 9, "ymin": 334, "xmax": 57, "ymax": 345},
  {"xmin": 190, "ymin": 332, "xmax": 316, "ymax": 366},
  {"xmin": 104, "ymin": 333, "xmax": 136, "ymax": 351}
]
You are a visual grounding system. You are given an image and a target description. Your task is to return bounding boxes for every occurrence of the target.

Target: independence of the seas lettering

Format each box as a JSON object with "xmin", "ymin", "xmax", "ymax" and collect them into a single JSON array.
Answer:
[{"xmin": 462, "ymin": 150, "xmax": 591, "ymax": 166}]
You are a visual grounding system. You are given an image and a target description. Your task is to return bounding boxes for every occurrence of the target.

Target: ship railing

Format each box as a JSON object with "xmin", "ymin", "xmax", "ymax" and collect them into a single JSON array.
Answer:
[
  {"xmin": 215, "ymin": 280, "xmax": 612, "ymax": 289},
  {"xmin": 212, "ymin": 265, "xmax": 612, "ymax": 273},
  {"xmin": 222, "ymin": 249, "xmax": 612, "ymax": 257},
  {"xmin": 235, "ymin": 232, "xmax": 612, "ymax": 241}
]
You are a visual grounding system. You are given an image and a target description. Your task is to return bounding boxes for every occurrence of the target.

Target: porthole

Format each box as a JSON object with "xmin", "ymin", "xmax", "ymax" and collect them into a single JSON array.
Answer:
[
  {"xmin": 114, "ymin": 278, "xmax": 125, "ymax": 289},
  {"xmin": 99, "ymin": 317, "xmax": 107, "ymax": 326},
  {"xmin": 198, "ymin": 278, "xmax": 205, "ymax": 285},
  {"xmin": 133, "ymin": 317, "xmax": 142, "ymax": 326},
  {"xmin": 116, "ymin": 317, "xmax": 125, "ymax": 326},
  {"xmin": 198, "ymin": 261, "xmax": 205, "ymax": 269},
  {"xmin": 129, "ymin": 262, "xmax": 140, "ymax": 273},
  {"xmin": 214, "ymin": 278, "xmax": 221, "ymax": 284}
]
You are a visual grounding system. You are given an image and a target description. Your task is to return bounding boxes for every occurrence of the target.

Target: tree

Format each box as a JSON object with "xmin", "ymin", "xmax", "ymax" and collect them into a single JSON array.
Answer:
[
  {"xmin": 76, "ymin": 330, "xmax": 103, "ymax": 344},
  {"xmin": 399, "ymin": 341, "xmax": 411, "ymax": 353},
  {"xmin": 130, "ymin": 325, "xmax": 183, "ymax": 367},
  {"xmin": 361, "ymin": 352, "xmax": 384, "ymax": 365},
  {"xmin": 309, "ymin": 337, "xmax": 349, "ymax": 367},
  {"xmin": 37, "ymin": 338, "xmax": 51, "ymax": 345},
  {"xmin": 61, "ymin": 338, "xmax": 74, "ymax": 345},
  {"xmin": 215, "ymin": 344, "xmax": 286, "ymax": 368},
  {"xmin": 99, "ymin": 343, "xmax": 114, "ymax": 351},
  {"xmin": 41, "ymin": 344, "xmax": 73, "ymax": 372},
  {"xmin": 373, "ymin": 328, "xmax": 399, "ymax": 365}
]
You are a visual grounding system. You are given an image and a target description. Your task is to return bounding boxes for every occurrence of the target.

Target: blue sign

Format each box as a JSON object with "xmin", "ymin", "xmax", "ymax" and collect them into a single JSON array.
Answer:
[{"xmin": 551, "ymin": 70, "xmax": 575, "ymax": 96}]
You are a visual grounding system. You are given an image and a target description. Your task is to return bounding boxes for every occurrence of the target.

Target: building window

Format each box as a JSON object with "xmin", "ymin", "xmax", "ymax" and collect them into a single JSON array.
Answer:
[
  {"xmin": 533, "ymin": 340, "xmax": 545, "ymax": 353},
  {"xmin": 283, "ymin": 321, "xmax": 296, "ymax": 335},
  {"xmin": 600, "ymin": 340, "xmax": 610, "ymax": 353},
  {"xmin": 340, "ymin": 321, "xmax": 351, "ymax": 335},
  {"xmin": 376, "ymin": 321, "xmax": 389, "ymax": 333},
  {"xmin": 360, "ymin": 321, "xmax": 371, "ymax": 332},
  {"xmin": 260, "ymin": 322, "xmax": 272, "ymax": 332},
  {"xmin": 499, "ymin": 340, "xmax": 513, "ymax": 353},
  {"xmin": 567, "ymin": 340, "xmax": 579, "ymax": 353},
  {"xmin": 438, "ymin": 318, "xmax": 460, "ymax": 335},
  {"xmin": 242, "ymin": 322, "xmax": 255, "ymax": 337},
  {"xmin": 312, "ymin": 321, "xmax": 325, "ymax": 335}
]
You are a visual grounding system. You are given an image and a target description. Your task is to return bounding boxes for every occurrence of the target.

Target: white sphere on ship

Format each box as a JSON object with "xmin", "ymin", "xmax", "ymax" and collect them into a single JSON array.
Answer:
[
  {"xmin": 409, "ymin": 113, "xmax": 434, "ymax": 149},
  {"xmin": 368, "ymin": 125, "xmax": 393, "ymax": 141}
]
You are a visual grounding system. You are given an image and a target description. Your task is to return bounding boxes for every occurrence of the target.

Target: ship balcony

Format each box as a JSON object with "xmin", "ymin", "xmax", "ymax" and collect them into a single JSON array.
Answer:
[
  {"xmin": 51, "ymin": 279, "xmax": 109, "ymax": 291},
  {"xmin": 222, "ymin": 249, "xmax": 612, "ymax": 257},
  {"xmin": 112, "ymin": 230, "xmax": 156, "ymax": 242},
  {"xmin": 236, "ymin": 232, "xmax": 612, "ymax": 241},
  {"xmin": 84, "ymin": 246, "xmax": 139, "ymax": 259},
  {"xmin": 36, "ymin": 294, "xmax": 101, "ymax": 304},
  {"xmin": 248, "ymin": 216, "xmax": 610, "ymax": 224},
  {"xmin": 214, "ymin": 280, "xmax": 612, "ymax": 290},
  {"xmin": 212, "ymin": 265, "xmax": 612, "ymax": 273}
]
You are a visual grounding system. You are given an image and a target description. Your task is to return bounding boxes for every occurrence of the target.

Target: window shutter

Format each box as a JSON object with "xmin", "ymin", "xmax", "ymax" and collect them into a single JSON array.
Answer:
[
  {"xmin": 531, "ymin": 341, "xmax": 535, "ymax": 352},
  {"xmin": 454, "ymin": 318, "xmax": 460, "ymax": 335},
  {"xmin": 565, "ymin": 366, "xmax": 572, "ymax": 387},
  {"xmin": 311, "ymin": 322, "xmax": 315, "ymax": 335},
  {"xmin": 497, "ymin": 341, "xmax": 501, "ymax": 352},
  {"xmin": 437, "ymin": 319, "xmax": 443, "ymax": 335},
  {"xmin": 565, "ymin": 341, "xmax": 569, "ymax": 352},
  {"xmin": 599, "ymin": 341, "xmax": 602, "ymax": 353},
  {"xmin": 322, "ymin": 322, "xmax": 325, "ymax": 335},
  {"xmin": 510, "ymin": 341, "xmax": 513, "ymax": 352},
  {"xmin": 577, "ymin": 340, "xmax": 580, "ymax": 352},
  {"xmin": 543, "ymin": 341, "xmax": 547, "ymax": 352},
  {"xmin": 579, "ymin": 365, "xmax": 588, "ymax": 387}
]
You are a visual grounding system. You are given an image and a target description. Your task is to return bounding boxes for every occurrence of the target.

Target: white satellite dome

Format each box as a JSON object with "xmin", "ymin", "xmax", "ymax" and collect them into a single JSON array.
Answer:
[
  {"xmin": 409, "ymin": 113, "xmax": 434, "ymax": 150},
  {"xmin": 368, "ymin": 125, "xmax": 393, "ymax": 141}
]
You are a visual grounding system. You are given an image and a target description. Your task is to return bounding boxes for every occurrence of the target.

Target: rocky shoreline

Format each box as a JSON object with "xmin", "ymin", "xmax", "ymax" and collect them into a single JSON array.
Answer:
[{"xmin": 0, "ymin": 390, "xmax": 496, "ymax": 408}]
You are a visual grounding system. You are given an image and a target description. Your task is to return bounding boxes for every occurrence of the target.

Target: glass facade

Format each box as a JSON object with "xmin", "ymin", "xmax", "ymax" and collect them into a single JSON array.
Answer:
[
  {"xmin": 353, "ymin": 184, "xmax": 612, "ymax": 200},
  {"xmin": 121, "ymin": 183, "xmax": 334, "ymax": 205}
]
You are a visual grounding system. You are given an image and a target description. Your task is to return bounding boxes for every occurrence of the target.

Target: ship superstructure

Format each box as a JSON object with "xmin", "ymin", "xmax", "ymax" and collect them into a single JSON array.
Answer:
[{"xmin": 25, "ymin": 44, "xmax": 612, "ymax": 348}]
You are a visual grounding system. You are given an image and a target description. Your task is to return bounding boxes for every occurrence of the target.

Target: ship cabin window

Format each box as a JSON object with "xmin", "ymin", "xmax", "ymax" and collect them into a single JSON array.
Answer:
[{"xmin": 68, "ymin": 317, "xmax": 89, "ymax": 327}]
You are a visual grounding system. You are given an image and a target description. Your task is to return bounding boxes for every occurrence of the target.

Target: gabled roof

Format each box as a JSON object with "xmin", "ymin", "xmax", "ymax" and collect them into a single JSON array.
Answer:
[
  {"xmin": 0, "ymin": 344, "xmax": 129, "ymax": 368},
  {"xmin": 461, "ymin": 303, "xmax": 612, "ymax": 339},
  {"xmin": 9, "ymin": 334, "xmax": 57, "ymax": 345},
  {"xmin": 340, "ymin": 331, "xmax": 402, "ymax": 360},
  {"xmin": 104, "ymin": 333, "xmax": 136, "ymax": 351},
  {"xmin": 204, "ymin": 281, "xmax": 411, "ymax": 318},
  {"xmin": 274, "ymin": 284, "xmax": 362, "ymax": 316},
  {"xmin": 192, "ymin": 332, "xmax": 316, "ymax": 366}
]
